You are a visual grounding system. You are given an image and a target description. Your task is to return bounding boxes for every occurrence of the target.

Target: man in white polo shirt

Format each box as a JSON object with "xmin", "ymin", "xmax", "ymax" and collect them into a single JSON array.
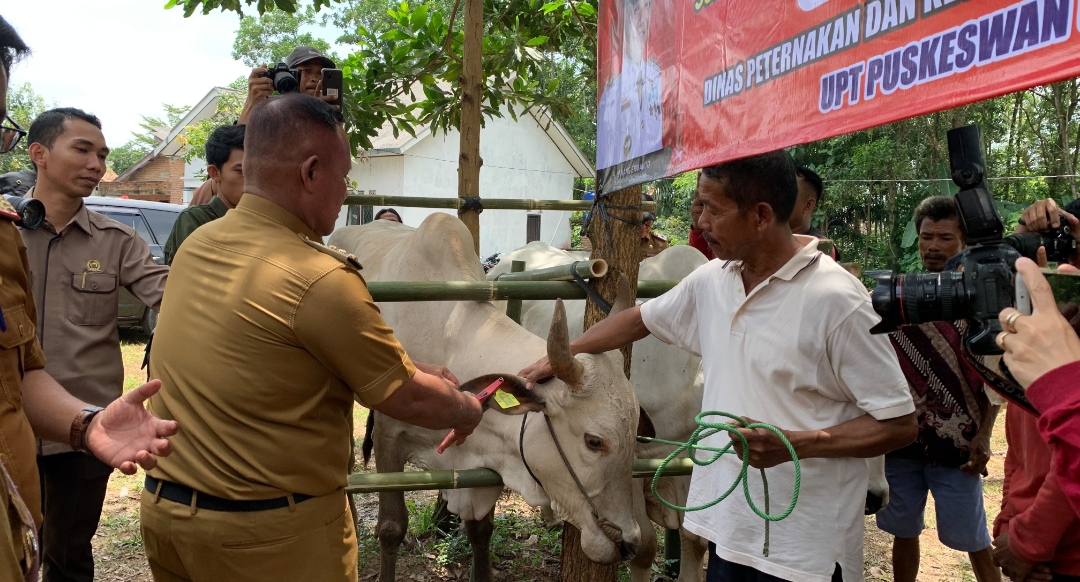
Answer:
[{"xmin": 521, "ymin": 150, "xmax": 917, "ymax": 582}]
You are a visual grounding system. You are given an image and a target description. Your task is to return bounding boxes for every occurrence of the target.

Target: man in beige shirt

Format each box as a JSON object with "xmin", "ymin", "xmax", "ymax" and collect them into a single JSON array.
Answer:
[
  {"xmin": 21, "ymin": 107, "xmax": 169, "ymax": 582},
  {"xmin": 141, "ymin": 93, "xmax": 482, "ymax": 582}
]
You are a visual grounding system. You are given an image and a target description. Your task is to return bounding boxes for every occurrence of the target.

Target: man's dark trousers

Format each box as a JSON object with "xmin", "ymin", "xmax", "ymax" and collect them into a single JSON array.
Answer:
[
  {"xmin": 707, "ymin": 543, "xmax": 843, "ymax": 581},
  {"xmin": 38, "ymin": 452, "xmax": 112, "ymax": 582}
]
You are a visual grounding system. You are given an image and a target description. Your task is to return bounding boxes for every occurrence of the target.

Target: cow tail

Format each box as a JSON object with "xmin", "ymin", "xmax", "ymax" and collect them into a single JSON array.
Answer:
[{"xmin": 362, "ymin": 410, "xmax": 376, "ymax": 467}]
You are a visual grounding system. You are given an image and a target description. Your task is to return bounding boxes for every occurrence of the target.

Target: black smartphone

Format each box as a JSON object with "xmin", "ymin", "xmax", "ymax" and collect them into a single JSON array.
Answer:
[
  {"xmin": 1016, "ymin": 268, "xmax": 1080, "ymax": 315},
  {"xmin": 321, "ymin": 68, "xmax": 344, "ymax": 108}
]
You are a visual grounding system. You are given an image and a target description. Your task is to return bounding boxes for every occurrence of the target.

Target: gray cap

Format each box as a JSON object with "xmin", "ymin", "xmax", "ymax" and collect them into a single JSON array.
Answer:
[{"xmin": 284, "ymin": 46, "xmax": 336, "ymax": 69}]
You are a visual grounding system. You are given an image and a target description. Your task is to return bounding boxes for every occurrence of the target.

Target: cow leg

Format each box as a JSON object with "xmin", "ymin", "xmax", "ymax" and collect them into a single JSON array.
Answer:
[
  {"xmin": 375, "ymin": 435, "xmax": 408, "ymax": 582},
  {"xmin": 677, "ymin": 528, "xmax": 707, "ymax": 582},
  {"xmin": 629, "ymin": 482, "xmax": 658, "ymax": 582},
  {"xmin": 463, "ymin": 512, "xmax": 495, "ymax": 582},
  {"xmin": 538, "ymin": 505, "xmax": 561, "ymax": 528},
  {"xmin": 865, "ymin": 455, "xmax": 889, "ymax": 514}
]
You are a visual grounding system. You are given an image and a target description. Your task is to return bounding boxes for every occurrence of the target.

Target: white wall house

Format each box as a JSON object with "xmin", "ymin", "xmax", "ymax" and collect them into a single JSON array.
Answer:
[{"xmin": 156, "ymin": 89, "xmax": 593, "ymax": 257}]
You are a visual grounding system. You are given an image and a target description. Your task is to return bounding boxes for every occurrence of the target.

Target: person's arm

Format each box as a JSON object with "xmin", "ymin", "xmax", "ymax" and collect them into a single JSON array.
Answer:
[
  {"xmin": 960, "ymin": 401, "xmax": 1000, "ymax": 476},
  {"xmin": 21, "ymin": 370, "xmax": 178, "ymax": 474},
  {"xmin": 1007, "ymin": 451, "xmax": 1080, "ymax": 565},
  {"xmin": 237, "ymin": 66, "xmax": 272, "ymax": 125},
  {"xmin": 118, "ymin": 228, "xmax": 169, "ymax": 311},
  {"xmin": 1027, "ymin": 360, "xmax": 1080, "ymax": 516},
  {"xmin": 732, "ymin": 412, "xmax": 918, "ymax": 468},
  {"xmin": 519, "ymin": 305, "xmax": 650, "ymax": 388},
  {"xmin": 371, "ymin": 368, "xmax": 482, "ymax": 441},
  {"xmin": 163, "ymin": 209, "xmax": 200, "ymax": 266}
]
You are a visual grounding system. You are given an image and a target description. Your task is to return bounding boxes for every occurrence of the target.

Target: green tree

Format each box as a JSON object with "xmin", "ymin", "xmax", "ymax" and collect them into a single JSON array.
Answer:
[
  {"xmin": 130, "ymin": 103, "xmax": 192, "ymax": 150},
  {"xmin": 107, "ymin": 140, "xmax": 150, "ymax": 175},
  {"xmin": 232, "ymin": 8, "xmax": 336, "ymax": 67},
  {"xmin": 1, "ymin": 83, "xmax": 51, "ymax": 174}
]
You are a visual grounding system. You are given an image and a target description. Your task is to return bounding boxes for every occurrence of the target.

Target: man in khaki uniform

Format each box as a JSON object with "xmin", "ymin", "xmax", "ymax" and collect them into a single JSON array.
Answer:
[
  {"xmin": 0, "ymin": 15, "xmax": 179, "ymax": 581},
  {"xmin": 640, "ymin": 212, "xmax": 669, "ymax": 259},
  {"xmin": 21, "ymin": 107, "xmax": 170, "ymax": 582},
  {"xmin": 141, "ymin": 93, "xmax": 483, "ymax": 582}
]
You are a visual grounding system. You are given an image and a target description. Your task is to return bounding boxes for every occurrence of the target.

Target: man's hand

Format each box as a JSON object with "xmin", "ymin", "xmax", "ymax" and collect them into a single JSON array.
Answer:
[
  {"xmin": 1015, "ymin": 199, "xmax": 1077, "ymax": 235},
  {"xmin": 86, "ymin": 380, "xmax": 179, "ymax": 475},
  {"xmin": 237, "ymin": 66, "xmax": 273, "ymax": 125},
  {"xmin": 313, "ymin": 80, "xmax": 342, "ymax": 111},
  {"xmin": 993, "ymin": 533, "xmax": 1053, "ymax": 582},
  {"xmin": 414, "ymin": 362, "xmax": 459, "ymax": 387},
  {"xmin": 519, "ymin": 357, "xmax": 554, "ymax": 390},
  {"xmin": 449, "ymin": 392, "xmax": 484, "ymax": 447},
  {"xmin": 730, "ymin": 417, "xmax": 798, "ymax": 469},
  {"xmin": 960, "ymin": 433, "xmax": 991, "ymax": 476}
]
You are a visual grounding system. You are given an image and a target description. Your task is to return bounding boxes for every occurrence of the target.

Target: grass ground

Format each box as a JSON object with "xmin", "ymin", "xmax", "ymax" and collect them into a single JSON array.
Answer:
[{"xmin": 95, "ymin": 331, "xmax": 1011, "ymax": 581}]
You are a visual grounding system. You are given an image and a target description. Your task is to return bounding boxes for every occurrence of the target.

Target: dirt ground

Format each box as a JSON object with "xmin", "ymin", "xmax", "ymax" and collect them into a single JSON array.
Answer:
[{"xmin": 98, "ymin": 331, "xmax": 1010, "ymax": 581}]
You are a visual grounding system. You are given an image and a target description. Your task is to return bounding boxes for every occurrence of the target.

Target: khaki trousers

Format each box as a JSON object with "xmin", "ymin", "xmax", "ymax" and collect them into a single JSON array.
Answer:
[{"xmin": 140, "ymin": 487, "xmax": 357, "ymax": 582}]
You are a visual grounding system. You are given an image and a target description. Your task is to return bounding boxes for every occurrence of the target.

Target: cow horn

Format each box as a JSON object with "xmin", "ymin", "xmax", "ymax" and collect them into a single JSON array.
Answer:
[
  {"xmin": 548, "ymin": 299, "xmax": 585, "ymax": 387},
  {"xmin": 609, "ymin": 273, "xmax": 632, "ymax": 316}
]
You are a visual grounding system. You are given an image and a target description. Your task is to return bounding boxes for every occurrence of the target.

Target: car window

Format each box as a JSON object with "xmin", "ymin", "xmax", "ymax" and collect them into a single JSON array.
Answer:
[
  {"xmin": 142, "ymin": 209, "xmax": 181, "ymax": 244},
  {"xmin": 98, "ymin": 211, "xmax": 156, "ymax": 246}
]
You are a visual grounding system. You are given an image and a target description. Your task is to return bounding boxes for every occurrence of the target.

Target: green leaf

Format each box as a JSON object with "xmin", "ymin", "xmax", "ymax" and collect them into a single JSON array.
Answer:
[
  {"xmin": 411, "ymin": 4, "xmax": 428, "ymax": 28},
  {"xmin": 901, "ymin": 218, "xmax": 917, "ymax": 248},
  {"xmin": 381, "ymin": 29, "xmax": 411, "ymax": 41},
  {"xmin": 525, "ymin": 35, "xmax": 548, "ymax": 46},
  {"xmin": 541, "ymin": 1, "xmax": 561, "ymax": 14},
  {"xmin": 575, "ymin": 2, "xmax": 596, "ymax": 16}
]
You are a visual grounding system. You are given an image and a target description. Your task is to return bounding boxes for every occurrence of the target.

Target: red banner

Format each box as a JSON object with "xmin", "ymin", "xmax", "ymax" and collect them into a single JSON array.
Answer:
[{"xmin": 595, "ymin": 0, "xmax": 1080, "ymax": 192}]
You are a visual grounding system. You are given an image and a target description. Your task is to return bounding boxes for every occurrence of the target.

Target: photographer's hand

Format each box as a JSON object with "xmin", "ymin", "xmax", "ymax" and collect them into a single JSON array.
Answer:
[
  {"xmin": 313, "ymin": 80, "xmax": 342, "ymax": 111},
  {"xmin": 238, "ymin": 66, "xmax": 273, "ymax": 125},
  {"xmin": 999, "ymin": 258, "xmax": 1080, "ymax": 388}
]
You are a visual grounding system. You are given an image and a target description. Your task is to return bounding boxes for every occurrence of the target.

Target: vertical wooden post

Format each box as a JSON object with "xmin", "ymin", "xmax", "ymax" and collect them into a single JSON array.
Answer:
[
  {"xmin": 559, "ymin": 184, "xmax": 642, "ymax": 581},
  {"xmin": 457, "ymin": 0, "xmax": 483, "ymax": 255},
  {"xmin": 505, "ymin": 260, "xmax": 526, "ymax": 323}
]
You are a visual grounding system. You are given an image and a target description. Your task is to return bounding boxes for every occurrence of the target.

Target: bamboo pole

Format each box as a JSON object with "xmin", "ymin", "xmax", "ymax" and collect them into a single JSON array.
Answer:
[
  {"xmin": 504, "ymin": 260, "xmax": 526, "ymax": 323},
  {"xmin": 345, "ymin": 458, "xmax": 694, "ymax": 494},
  {"xmin": 343, "ymin": 195, "xmax": 657, "ymax": 213},
  {"xmin": 366, "ymin": 280, "xmax": 675, "ymax": 302},
  {"xmin": 488, "ymin": 260, "xmax": 607, "ymax": 282}
]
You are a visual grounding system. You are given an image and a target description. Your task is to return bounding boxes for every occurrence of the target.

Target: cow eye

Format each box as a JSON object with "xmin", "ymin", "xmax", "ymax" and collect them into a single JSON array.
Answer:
[{"xmin": 585, "ymin": 435, "xmax": 604, "ymax": 451}]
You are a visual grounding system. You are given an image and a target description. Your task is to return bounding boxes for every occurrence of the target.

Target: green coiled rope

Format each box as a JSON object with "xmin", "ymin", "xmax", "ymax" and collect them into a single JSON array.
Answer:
[{"xmin": 637, "ymin": 411, "xmax": 802, "ymax": 557}]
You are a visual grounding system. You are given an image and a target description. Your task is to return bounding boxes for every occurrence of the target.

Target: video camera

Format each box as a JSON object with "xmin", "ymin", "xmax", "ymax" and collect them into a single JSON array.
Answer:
[
  {"xmin": 866, "ymin": 125, "xmax": 1020, "ymax": 355},
  {"xmin": 260, "ymin": 62, "xmax": 301, "ymax": 94},
  {"xmin": 0, "ymin": 171, "xmax": 44, "ymax": 230}
]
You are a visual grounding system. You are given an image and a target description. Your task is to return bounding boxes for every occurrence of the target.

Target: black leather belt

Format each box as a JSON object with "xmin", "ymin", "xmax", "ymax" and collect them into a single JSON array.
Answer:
[{"xmin": 145, "ymin": 476, "xmax": 314, "ymax": 512}]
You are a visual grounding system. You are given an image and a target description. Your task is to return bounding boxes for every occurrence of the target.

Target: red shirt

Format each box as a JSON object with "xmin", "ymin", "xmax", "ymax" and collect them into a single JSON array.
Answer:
[
  {"xmin": 1028, "ymin": 360, "xmax": 1080, "ymax": 518},
  {"xmin": 688, "ymin": 229, "xmax": 715, "ymax": 260},
  {"xmin": 994, "ymin": 404, "xmax": 1080, "ymax": 574}
]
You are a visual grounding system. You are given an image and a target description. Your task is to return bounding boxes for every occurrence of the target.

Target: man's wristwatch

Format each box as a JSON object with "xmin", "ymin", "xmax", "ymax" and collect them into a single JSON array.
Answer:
[{"xmin": 70, "ymin": 407, "xmax": 104, "ymax": 452}]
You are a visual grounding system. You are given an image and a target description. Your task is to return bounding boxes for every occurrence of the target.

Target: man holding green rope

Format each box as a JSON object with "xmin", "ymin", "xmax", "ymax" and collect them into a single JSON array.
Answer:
[{"xmin": 521, "ymin": 150, "xmax": 917, "ymax": 582}]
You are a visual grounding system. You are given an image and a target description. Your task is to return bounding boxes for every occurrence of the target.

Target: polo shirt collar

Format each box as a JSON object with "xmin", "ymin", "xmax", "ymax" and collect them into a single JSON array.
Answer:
[
  {"xmin": 237, "ymin": 194, "xmax": 321, "ymax": 241},
  {"xmin": 26, "ymin": 186, "xmax": 93, "ymax": 235},
  {"xmin": 721, "ymin": 235, "xmax": 821, "ymax": 282}
]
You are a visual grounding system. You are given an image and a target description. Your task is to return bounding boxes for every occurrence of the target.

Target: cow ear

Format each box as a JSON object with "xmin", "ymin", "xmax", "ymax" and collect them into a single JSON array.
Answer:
[
  {"xmin": 459, "ymin": 374, "xmax": 546, "ymax": 415},
  {"xmin": 636, "ymin": 407, "xmax": 656, "ymax": 440}
]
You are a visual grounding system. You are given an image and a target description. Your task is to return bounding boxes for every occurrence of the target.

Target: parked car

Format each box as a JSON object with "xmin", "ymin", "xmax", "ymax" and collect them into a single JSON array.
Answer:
[{"xmin": 84, "ymin": 196, "xmax": 184, "ymax": 333}]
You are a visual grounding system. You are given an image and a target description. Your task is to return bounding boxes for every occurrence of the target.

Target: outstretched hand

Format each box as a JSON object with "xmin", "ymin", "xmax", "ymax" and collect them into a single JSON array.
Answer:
[{"xmin": 86, "ymin": 380, "xmax": 179, "ymax": 475}]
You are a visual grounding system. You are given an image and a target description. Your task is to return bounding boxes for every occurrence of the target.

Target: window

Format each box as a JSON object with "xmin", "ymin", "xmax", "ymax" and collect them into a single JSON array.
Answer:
[
  {"xmin": 142, "ymin": 209, "xmax": 181, "ymax": 244},
  {"xmin": 526, "ymin": 214, "xmax": 541, "ymax": 243},
  {"xmin": 99, "ymin": 212, "xmax": 155, "ymax": 247},
  {"xmin": 346, "ymin": 206, "xmax": 362, "ymax": 226}
]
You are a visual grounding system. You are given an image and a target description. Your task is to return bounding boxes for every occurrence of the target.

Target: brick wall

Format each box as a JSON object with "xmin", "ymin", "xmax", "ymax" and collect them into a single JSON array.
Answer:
[{"xmin": 98, "ymin": 156, "xmax": 185, "ymax": 204}]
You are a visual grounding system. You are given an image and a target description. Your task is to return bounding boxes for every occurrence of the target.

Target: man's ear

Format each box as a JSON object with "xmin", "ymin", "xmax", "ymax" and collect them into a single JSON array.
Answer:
[
  {"xmin": 300, "ymin": 155, "xmax": 319, "ymax": 191},
  {"xmin": 457, "ymin": 374, "xmax": 545, "ymax": 415},
  {"xmin": 206, "ymin": 165, "xmax": 222, "ymax": 183},
  {"xmin": 28, "ymin": 142, "xmax": 47, "ymax": 169},
  {"xmin": 755, "ymin": 202, "xmax": 776, "ymax": 228}
]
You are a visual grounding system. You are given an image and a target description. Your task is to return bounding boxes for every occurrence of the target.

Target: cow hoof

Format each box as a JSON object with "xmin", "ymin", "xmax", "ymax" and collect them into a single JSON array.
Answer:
[{"xmin": 865, "ymin": 491, "xmax": 885, "ymax": 515}]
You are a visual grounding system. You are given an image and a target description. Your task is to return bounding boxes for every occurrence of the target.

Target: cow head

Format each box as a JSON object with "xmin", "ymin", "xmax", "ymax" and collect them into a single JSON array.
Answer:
[{"xmin": 462, "ymin": 299, "xmax": 643, "ymax": 564}]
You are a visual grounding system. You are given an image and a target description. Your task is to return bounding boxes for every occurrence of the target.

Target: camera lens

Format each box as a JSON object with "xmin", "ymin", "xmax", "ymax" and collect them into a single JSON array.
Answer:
[
  {"xmin": 273, "ymin": 70, "xmax": 300, "ymax": 94},
  {"xmin": 868, "ymin": 270, "xmax": 969, "ymax": 333},
  {"xmin": 2, "ymin": 194, "xmax": 45, "ymax": 230}
]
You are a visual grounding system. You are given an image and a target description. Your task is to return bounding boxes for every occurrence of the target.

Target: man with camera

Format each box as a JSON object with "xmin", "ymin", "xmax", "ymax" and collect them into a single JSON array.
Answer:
[
  {"xmin": 875, "ymin": 196, "xmax": 1002, "ymax": 582},
  {"xmin": 522, "ymin": 150, "xmax": 917, "ymax": 582},
  {"xmin": 21, "ymin": 107, "xmax": 171, "ymax": 581},
  {"xmin": 0, "ymin": 14, "xmax": 179, "ymax": 581}
]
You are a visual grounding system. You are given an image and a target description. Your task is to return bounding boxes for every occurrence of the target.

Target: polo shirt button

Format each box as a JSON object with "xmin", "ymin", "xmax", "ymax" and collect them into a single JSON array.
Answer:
[{"xmin": 91, "ymin": 283, "xmax": 99, "ymax": 290}]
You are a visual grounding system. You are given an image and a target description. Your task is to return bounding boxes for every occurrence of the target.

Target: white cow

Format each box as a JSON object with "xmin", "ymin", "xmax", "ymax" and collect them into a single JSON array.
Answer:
[
  {"xmin": 489, "ymin": 242, "xmax": 891, "ymax": 581},
  {"xmin": 328, "ymin": 216, "xmax": 646, "ymax": 582},
  {"xmin": 490, "ymin": 243, "xmax": 711, "ymax": 582}
]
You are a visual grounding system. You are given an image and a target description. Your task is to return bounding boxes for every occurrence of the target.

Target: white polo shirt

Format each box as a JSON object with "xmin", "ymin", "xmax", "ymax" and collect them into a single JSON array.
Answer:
[{"xmin": 641, "ymin": 236, "xmax": 913, "ymax": 582}]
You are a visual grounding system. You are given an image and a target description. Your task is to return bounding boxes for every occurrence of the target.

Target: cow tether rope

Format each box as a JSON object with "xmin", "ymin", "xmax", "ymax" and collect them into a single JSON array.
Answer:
[{"xmin": 636, "ymin": 411, "xmax": 802, "ymax": 557}]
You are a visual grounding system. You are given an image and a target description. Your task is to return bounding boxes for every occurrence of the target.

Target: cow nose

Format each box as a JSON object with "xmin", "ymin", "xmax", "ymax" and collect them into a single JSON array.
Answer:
[{"xmin": 618, "ymin": 541, "xmax": 637, "ymax": 561}]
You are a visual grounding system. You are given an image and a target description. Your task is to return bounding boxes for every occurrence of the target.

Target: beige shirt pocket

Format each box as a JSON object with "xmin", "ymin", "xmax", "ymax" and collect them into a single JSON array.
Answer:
[{"xmin": 67, "ymin": 272, "xmax": 118, "ymax": 326}]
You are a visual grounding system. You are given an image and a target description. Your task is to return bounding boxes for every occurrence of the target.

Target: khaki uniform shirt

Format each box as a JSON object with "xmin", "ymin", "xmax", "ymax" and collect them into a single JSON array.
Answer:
[
  {"xmin": 640, "ymin": 232, "xmax": 669, "ymax": 259},
  {"xmin": 0, "ymin": 217, "xmax": 46, "ymax": 532},
  {"xmin": 21, "ymin": 191, "xmax": 169, "ymax": 455},
  {"xmin": 147, "ymin": 195, "xmax": 416, "ymax": 500}
]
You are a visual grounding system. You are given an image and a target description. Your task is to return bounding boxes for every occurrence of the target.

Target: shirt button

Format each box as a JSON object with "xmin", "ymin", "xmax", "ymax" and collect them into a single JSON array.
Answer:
[{"xmin": 91, "ymin": 283, "xmax": 99, "ymax": 290}]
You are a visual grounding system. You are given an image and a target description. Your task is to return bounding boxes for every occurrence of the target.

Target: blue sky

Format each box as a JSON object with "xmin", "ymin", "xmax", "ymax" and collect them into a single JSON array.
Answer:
[{"xmin": 3, "ymin": 1, "xmax": 342, "ymax": 148}]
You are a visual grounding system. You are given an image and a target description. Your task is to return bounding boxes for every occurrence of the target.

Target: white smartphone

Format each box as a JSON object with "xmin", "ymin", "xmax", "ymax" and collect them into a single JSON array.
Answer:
[{"xmin": 1015, "ymin": 268, "xmax": 1080, "ymax": 315}]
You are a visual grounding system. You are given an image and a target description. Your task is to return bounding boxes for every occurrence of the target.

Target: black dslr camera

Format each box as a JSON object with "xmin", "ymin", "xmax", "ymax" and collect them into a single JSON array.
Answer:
[
  {"xmin": 260, "ymin": 62, "xmax": 301, "ymax": 94},
  {"xmin": 0, "ymin": 171, "xmax": 44, "ymax": 230},
  {"xmin": 866, "ymin": 125, "xmax": 1019, "ymax": 356},
  {"xmin": 1005, "ymin": 223, "xmax": 1076, "ymax": 264}
]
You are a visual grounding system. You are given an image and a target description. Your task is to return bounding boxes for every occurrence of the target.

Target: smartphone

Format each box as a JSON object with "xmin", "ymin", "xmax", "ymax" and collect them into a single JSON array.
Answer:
[
  {"xmin": 1015, "ymin": 268, "xmax": 1080, "ymax": 315},
  {"xmin": 321, "ymin": 68, "xmax": 344, "ymax": 108}
]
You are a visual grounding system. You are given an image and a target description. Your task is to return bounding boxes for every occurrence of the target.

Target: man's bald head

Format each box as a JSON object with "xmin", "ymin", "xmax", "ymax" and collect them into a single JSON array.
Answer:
[{"xmin": 243, "ymin": 93, "xmax": 352, "ymax": 236}]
